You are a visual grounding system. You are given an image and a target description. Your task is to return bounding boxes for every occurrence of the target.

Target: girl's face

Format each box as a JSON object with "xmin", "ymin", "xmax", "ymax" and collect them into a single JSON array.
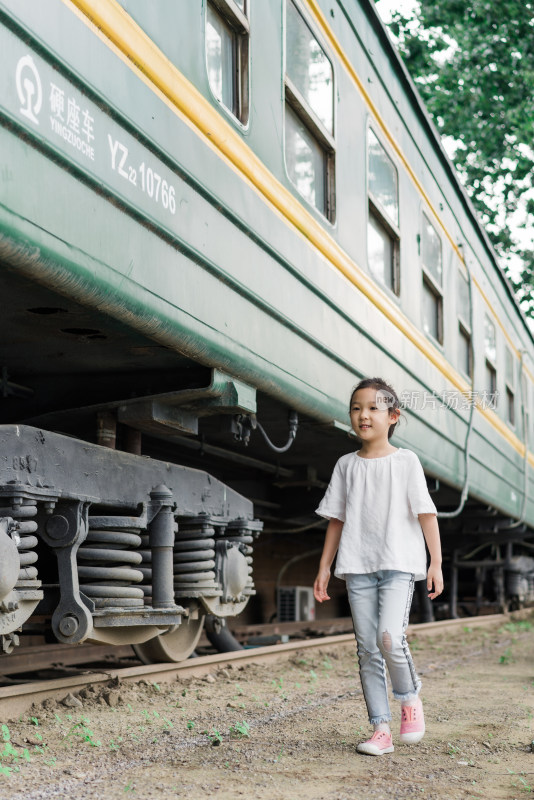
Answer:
[{"xmin": 350, "ymin": 388, "xmax": 399, "ymax": 443}]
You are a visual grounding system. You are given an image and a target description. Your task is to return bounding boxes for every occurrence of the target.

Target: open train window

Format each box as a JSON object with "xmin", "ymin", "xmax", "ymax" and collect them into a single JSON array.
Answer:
[
  {"xmin": 421, "ymin": 214, "xmax": 443, "ymax": 344},
  {"xmin": 505, "ymin": 346, "xmax": 515, "ymax": 426},
  {"xmin": 484, "ymin": 314, "xmax": 497, "ymax": 398},
  {"xmin": 367, "ymin": 129, "xmax": 400, "ymax": 294},
  {"xmin": 284, "ymin": 0, "xmax": 335, "ymax": 221},
  {"xmin": 457, "ymin": 268, "xmax": 472, "ymax": 378},
  {"xmin": 206, "ymin": 0, "xmax": 249, "ymax": 124}
]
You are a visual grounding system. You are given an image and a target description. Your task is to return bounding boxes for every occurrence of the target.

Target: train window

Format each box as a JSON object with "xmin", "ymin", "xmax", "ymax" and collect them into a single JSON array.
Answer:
[
  {"xmin": 422, "ymin": 278, "xmax": 442, "ymax": 342},
  {"xmin": 367, "ymin": 130, "xmax": 400, "ymax": 294},
  {"xmin": 484, "ymin": 315, "xmax": 496, "ymax": 363},
  {"xmin": 457, "ymin": 269, "xmax": 469, "ymax": 327},
  {"xmin": 422, "ymin": 214, "xmax": 442, "ymax": 286},
  {"xmin": 457, "ymin": 269, "xmax": 472, "ymax": 377},
  {"xmin": 368, "ymin": 130, "xmax": 398, "ymax": 225},
  {"xmin": 458, "ymin": 324, "xmax": 472, "ymax": 378},
  {"xmin": 284, "ymin": 1, "xmax": 335, "ymax": 220},
  {"xmin": 206, "ymin": 0, "xmax": 249, "ymax": 124},
  {"xmin": 368, "ymin": 209, "xmax": 399, "ymax": 293},
  {"xmin": 285, "ymin": 105, "xmax": 327, "ymax": 214},
  {"xmin": 421, "ymin": 215, "xmax": 443, "ymax": 343},
  {"xmin": 505, "ymin": 347, "xmax": 515, "ymax": 426},
  {"xmin": 485, "ymin": 361, "xmax": 497, "ymax": 396},
  {"xmin": 484, "ymin": 314, "xmax": 497, "ymax": 397},
  {"xmin": 286, "ymin": 1, "xmax": 333, "ymax": 134},
  {"xmin": 522, "ymin": 375, "xmax": 530, "ymax": 442}
]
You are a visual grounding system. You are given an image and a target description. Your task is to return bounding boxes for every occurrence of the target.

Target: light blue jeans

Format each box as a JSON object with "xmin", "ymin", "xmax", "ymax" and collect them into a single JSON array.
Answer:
[{"xmin": 346, "ymin": 571, "xmax": 421, "ymax": 725}]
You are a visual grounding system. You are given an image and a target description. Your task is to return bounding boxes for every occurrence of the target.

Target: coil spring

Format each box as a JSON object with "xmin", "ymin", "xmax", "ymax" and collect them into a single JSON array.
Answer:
[
  {"xmin": 173, "ymin": 519, "xmax": 220, "ymax": 595},
  {"xmin": 77, "ymin": 515, "xmax": 145, "ymax": 609},
  {"xmin": 138, "ymin": 534, "xmax": 151, "ymax": 603},
  {"xmin": 0, "ymin": 499, "xmax": 39, "ymax": 584},
  {"xmin": 225, "ymin": 522, "xmax": 255, "ymax": 595}
]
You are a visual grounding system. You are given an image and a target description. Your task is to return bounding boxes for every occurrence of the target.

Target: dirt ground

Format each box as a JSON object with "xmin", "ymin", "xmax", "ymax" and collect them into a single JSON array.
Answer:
[{"xmin": 0, "ymin": 613, "xmax": 533, "ymax": 800}]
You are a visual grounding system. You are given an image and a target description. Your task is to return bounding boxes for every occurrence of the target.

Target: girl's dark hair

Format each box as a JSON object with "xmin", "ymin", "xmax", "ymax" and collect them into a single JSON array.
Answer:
[{"xmin": 349, "ymin": 377, "xmax": 401, "ymax": 439}]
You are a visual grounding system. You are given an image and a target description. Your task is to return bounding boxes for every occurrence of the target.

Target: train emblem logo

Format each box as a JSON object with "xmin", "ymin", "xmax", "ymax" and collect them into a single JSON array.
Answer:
[{"xmin": 16, "ymin": 55, "xmax": 42, "ymax": 124}]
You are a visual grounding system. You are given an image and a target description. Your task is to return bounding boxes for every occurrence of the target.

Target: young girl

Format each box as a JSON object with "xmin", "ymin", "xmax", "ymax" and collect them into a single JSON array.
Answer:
[{"xmin": 313, "ymin": 377, "xmax": 443, "ymax": 756}]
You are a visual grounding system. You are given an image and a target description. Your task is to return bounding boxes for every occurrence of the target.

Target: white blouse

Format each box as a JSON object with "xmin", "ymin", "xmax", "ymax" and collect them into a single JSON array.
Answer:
[{"xmin": 315, "ymin": 448, "xmax": 437, "ymax": 581}]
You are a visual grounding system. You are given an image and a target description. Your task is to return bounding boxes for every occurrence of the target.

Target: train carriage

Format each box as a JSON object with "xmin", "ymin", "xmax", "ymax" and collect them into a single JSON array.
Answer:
[{"xmin": 0, "ymin": 0, "xmax": 533, "ymax": 661}]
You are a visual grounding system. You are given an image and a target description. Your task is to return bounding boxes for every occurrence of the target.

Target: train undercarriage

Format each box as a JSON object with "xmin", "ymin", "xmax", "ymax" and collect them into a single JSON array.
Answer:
[{"xmin": 0, "ymin": 424, "xmax": 261, "ymax": 662}]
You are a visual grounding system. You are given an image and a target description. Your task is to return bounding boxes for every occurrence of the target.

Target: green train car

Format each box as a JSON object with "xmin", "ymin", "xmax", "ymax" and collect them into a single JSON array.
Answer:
[{"xmin": 0, "ymin": 0, "xmax": 532, "ymax": 660}]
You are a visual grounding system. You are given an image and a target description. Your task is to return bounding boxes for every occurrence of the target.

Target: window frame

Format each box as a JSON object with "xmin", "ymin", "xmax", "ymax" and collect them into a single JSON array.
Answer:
[
  {"xmin": 484, "ymin": 313, "xmax": 497, "ymax": 399},
  {"xmin": 420, "ymin": 213, "xmax": 443, "ymax": 345},
  {"xmin": 283, "ymin": 0, "xmax": 336, "ymax": 222},
  {"xmin": 367, "ymin": 127, "xmax": 400, "ymax": 296},
  {"xmin": 505, "ymin": 346, "xmax": 515, "ymax": 427},
  {"xmin": 367, "ymin": 201, "xmax": 400, "ymax": 295},
  {"xmin": 206, "ymin": 0, "xmax": 250, "ymax": 126},
  {"xmin": 457, "ymin": 267, "xmax": 472, "ymax": 379}
]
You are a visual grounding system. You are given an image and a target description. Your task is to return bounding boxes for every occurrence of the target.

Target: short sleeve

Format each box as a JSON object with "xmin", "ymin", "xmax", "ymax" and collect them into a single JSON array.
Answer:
[
  {"xmin": 315, "ymin": 457, "xmax": 347, "ymax": 522},
  {"xmin": 407, "ymin": 454, "xmax": 437, "ymax": 517}
]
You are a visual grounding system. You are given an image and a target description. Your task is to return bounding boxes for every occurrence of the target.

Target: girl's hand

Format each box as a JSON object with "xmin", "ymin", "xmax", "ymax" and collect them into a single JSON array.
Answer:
[
  {"xmin": 427, "ymin": 563, "xmax": 444, "ymax": 599},
  {"xmin": 313, "ymin": 567, "xmax": 331, "ymax": 603}
]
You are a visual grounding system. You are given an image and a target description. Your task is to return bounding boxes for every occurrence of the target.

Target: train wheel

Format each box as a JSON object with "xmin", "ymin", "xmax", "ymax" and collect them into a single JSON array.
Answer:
[{"xmin": 132, "ymin": 605, "xmax": 204, "ymax": 664}]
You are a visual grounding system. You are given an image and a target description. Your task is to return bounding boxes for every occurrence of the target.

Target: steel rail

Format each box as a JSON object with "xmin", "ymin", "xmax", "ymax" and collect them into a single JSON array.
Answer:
[{"xmin": 0, "ymin": 612, "xmax": 522, "ymax": 720}]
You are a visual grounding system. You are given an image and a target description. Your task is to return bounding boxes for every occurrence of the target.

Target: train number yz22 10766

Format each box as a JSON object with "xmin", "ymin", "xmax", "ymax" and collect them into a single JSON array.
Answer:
[{"xmin": 107, "ymin": 135, "xmax": 177, "ymax": 215}]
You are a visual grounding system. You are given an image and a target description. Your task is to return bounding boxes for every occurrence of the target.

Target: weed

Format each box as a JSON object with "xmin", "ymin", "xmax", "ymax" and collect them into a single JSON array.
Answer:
[
  {"xmin": 447, "ymin": 742, "xmax": 460, "ymax": 758},
  {"xmin": 229, "ymin": 721, "xmax": 250, "ymax": 738},
  {"xmin": 202, "ymin": 728, "xmax": 223, "ymax": 745},
  {"xmin": 186, "ymin": 721, "xmax": 195, "ymax": 731},
  {"xmin": 64, "ymin": 718, "xmax": 101, "ymax": 748},
  {"xmin": 499, "ymin": 648, "xmax": 514, "ymax": 665},
  {"xmin": 0, "ymin": 724, "xmax": 30, "ymax": 775},
  {"xmin": 501, "ymin": 621, "xmax": 533, "ymax": 634},
  {"xmin": 30, "ymin": 717, "xmax": 39, "ymax": 727},
  {"xmin": 109, "ymin": 737, "xmax": 123, "ymax": 752},
  {"xmin": 152, "ymin": 683, "xmax": 160, "ymax": 692}
]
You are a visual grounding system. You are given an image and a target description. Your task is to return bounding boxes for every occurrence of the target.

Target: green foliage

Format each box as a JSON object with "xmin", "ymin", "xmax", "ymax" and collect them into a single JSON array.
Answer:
[
  {"xmin": 202, "ymin": 728, "xmax": 223, "ymax": 745},
  {"xmin": 64, "ymin": 717, "xmax": 101, "ymax": 747},
  {"xmin": 379, "ymin": 0, "xmax": 534, "ymax": 314},
  {"xmin": 500, "ymin": 620, "xmax": 533, "ymax": 633},
  {"xmin": 229, "ymin": 721, "xmax": 250, "ymax": 738},
  {"xmin": 0, "ymin": 725, "xmax": 31, "ymax": 776},
  {"xmin": 499, "ymin": 647, "xmax": 514, "ymax": 664}
]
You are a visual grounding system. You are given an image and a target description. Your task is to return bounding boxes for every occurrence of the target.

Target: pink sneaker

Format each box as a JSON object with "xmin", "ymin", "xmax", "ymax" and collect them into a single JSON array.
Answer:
[
  {"xmin": 399, "ymin": 697, "xmax": 425, "ymax": 744},
  {"xmin": 356, "ymin": 729, "xmax": 394, "ymax": 756}
]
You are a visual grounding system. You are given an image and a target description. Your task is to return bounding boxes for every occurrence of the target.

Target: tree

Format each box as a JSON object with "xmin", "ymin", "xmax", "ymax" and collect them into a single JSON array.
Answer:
[{"xmin": 379, "ymin": 0, "xmax": 534, "ymax": 317}]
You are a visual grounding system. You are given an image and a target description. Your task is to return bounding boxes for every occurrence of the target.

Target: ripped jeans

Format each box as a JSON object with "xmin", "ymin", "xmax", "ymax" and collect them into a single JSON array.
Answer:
[{"xmin": 346, "ymin": 571, "xmax": 421, "ymax": 725}]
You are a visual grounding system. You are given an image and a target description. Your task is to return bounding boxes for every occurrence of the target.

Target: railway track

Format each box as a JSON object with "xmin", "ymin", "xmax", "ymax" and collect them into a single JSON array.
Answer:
[{"xmin": 0, "ymin": 612, "xmax": 520, "ymax": 719}]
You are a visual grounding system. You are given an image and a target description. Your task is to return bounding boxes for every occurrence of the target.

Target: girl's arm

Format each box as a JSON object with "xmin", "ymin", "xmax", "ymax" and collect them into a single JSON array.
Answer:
[
  {"xmin": 418, "ymin": 513, "xmax": 444, "ymax": 599},
  {"xmin": 313, "ymin": 518, "xmax": 344, "ymax": 603}
]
